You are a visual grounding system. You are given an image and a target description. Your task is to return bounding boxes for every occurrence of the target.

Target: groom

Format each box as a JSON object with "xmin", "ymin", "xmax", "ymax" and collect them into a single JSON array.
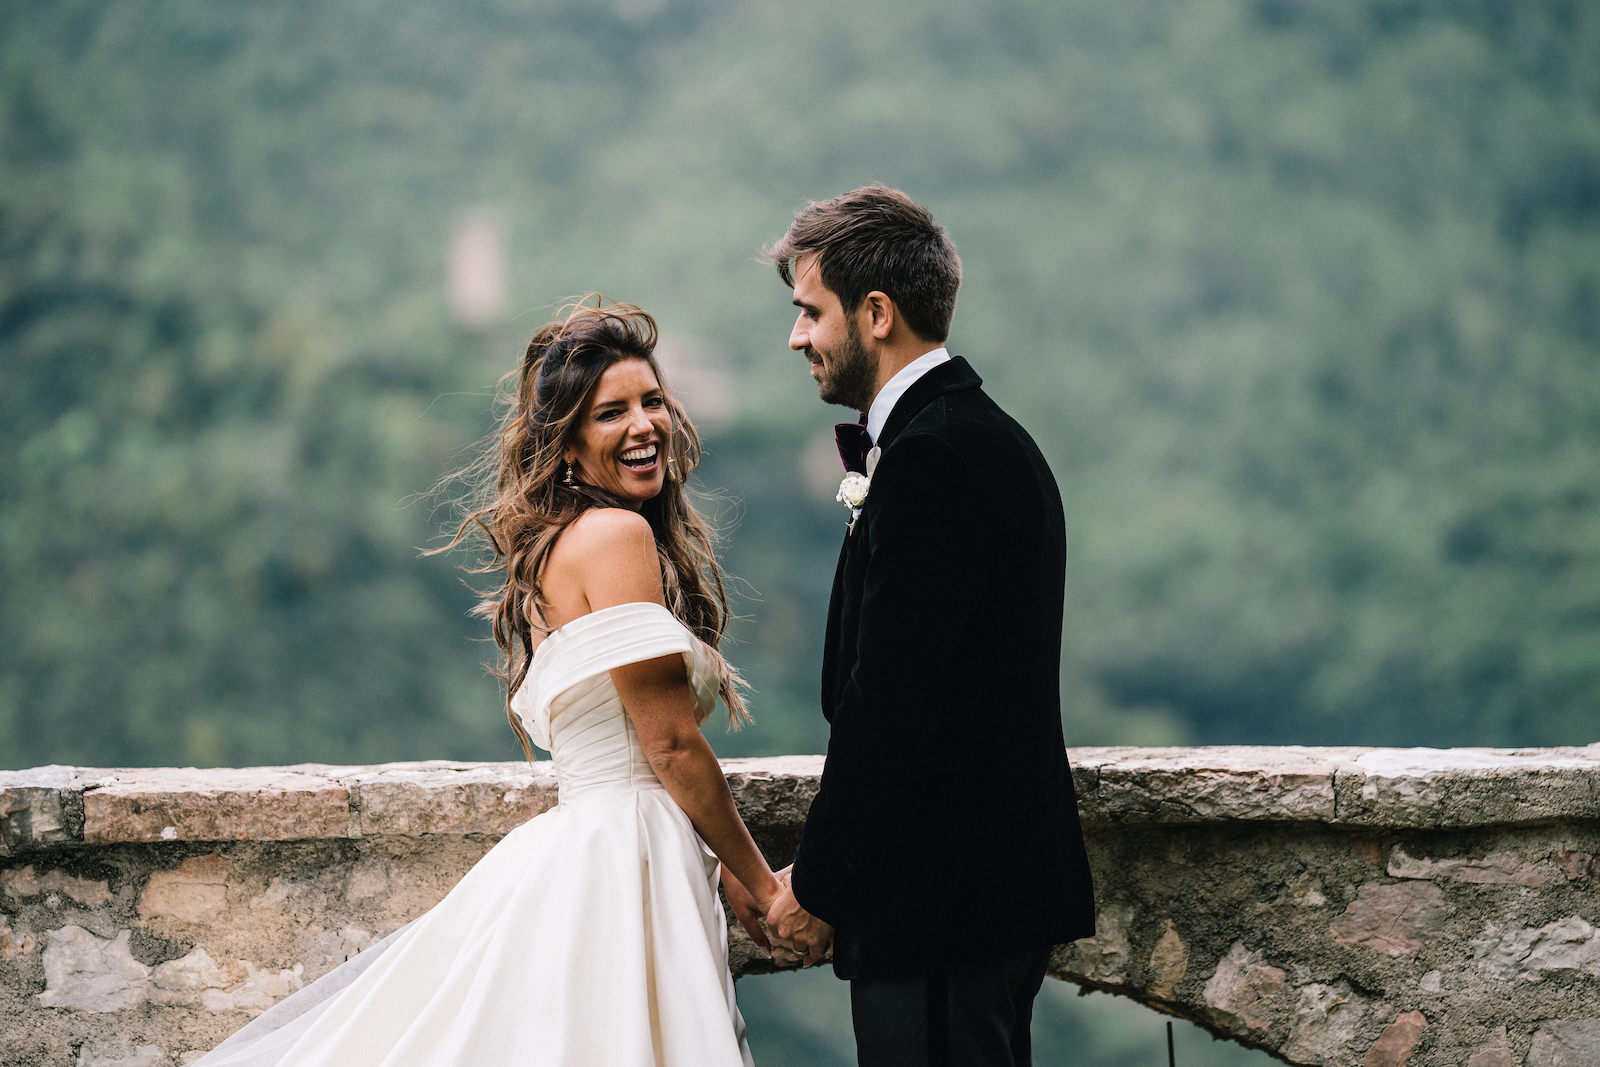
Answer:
[{"xmin": 753, "ymin": 186, "xmax": 1097, "ymax": 1065}]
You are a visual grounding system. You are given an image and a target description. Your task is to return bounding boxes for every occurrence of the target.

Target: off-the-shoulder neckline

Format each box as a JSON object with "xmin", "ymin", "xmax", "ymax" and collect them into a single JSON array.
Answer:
[{"xmin": 529, "ymin": 601, "xmax": 681, "ymax": 663}]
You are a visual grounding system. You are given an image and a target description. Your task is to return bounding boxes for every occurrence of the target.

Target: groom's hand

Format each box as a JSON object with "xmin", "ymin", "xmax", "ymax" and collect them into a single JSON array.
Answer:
[
  {"xmin": 767, "ymin": 876, "xmax": 834, "ymax": 967},
  {"xmin": 720, "ymin": 865, "xmax": 772, "ymax": 950}
]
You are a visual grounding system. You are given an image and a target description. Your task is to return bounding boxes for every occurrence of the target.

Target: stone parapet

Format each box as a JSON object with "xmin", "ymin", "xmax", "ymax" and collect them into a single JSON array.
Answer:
[
  {"xmin": 1074, "ymin": 745, "xmax": 1600, "ymax": 828},
  {"xmin": 2, "ymin": 747, "xmax": 1598, "ymax": 1065},
  {"xmin": 7, "ymin": 748, "xmax": 1597, "ymax": 860}
]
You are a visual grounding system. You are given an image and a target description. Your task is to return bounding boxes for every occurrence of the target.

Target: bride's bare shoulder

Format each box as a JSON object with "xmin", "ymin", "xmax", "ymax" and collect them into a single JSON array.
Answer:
[
  {"xmin": 555, "ymin": 508, "xmax": 654, "ymax": 560},
  {"xmin": 542, "ymin": 509, "xmax": 663, "ymax": 618}
]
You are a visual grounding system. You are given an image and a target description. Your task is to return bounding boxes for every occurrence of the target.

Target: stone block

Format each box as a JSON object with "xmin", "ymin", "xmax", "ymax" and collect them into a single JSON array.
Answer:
[
  {"xmin": 83, "ymin": 768, "xmax": 354, "ymax": 844},
  {"xmin": 148, "ymin": 946, "xmax": 236, "ymax": 1003},
  {"xmin": 1057, "ymin": 905, "xmax": 1133, "ymax": 985},
  {"xmin": 1203, "ymin": 942, "xmax": 1286, "ymax": 1036},
  {"xmin": 37, "ymin": 926, "xmax": 151, "ymax": 1012},
  {"xmin": 208, "ymin": 960, "xmax": 303, "ymax": 1014},
  {"xmin": 1464, "ymin": 1026, "xmax": 1514, "ymax": 1067},
  {"xmin": 147, "ymin": 947, "xmax": 304, "ymax": 1015},
  {"xmin": 1283, "ymin": 871, "xmax": 1329, "ymax": 907},
  {"xmin": 1526, "ymin": 1021, "xmax": 1600, "ymax": 1066},
  {"xmin": 0, "ymin": 913, "xmax": 39, "ymax": 958},
  {"xmin": 1362, "ymin": 1010, "xmax": 1427, "ymax": 1067},
  {"xmin": 722, "ymin": 756, "xmax": 825, "ymax": 828},
  {"xmin": 1553, "ymin": 848, "xmax": 1595, "ymax": 882},
  {"xmin": 1146, "ymin": 922, "xmax": 1188, "ymax": 1000},
  {"xmin": 336, "ymin": 761, "xmax": 556, "ymax": 837},
  {"xmin": 139, "ymin": 854, "xmax": 230, "ymax": 924},
  {"xmin": 1387, "ymin": 845, "xmax": 1546, "ymax": 887},
  {"xmin": 1471, "ymin": 916, "xmax": 1600, "ymax": 982},
  {"xmin": 0, "ymin": 766, "xmax": 84, "ymax": 856},
  {"xmin": 1331, "ymin": 882, "xmax": 1450, "ymax": 957},
  {"xmin": 1074, "ymin": 746, "xmax": 1346, "ymax": 824},
  {"xmin": 1335, "ymin": 747, "xmax": 1600, "ymax": 828},
  {"xmin": 1, "ymin": 864, "xmax": 112, "ymax": 907},
  {"xmin": 1283, "ymin": 982, "xmax": 1368, "ymax": 1065},
  {"xmin": 76, "ymin": 1045, "xmax": 166, "ymax": 1067}
]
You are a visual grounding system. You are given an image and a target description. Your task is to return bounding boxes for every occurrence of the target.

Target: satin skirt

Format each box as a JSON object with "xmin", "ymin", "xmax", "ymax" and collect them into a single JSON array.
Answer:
[{"xmin": 197, "ymin": 782, "xmax": 753, "ymax": 1067}]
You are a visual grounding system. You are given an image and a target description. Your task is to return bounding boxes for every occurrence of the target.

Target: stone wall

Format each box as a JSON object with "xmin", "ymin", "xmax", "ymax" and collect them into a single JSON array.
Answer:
[{"xmin": 3, "ymin": 747, "xmax": 1598, "ymax": 1066}]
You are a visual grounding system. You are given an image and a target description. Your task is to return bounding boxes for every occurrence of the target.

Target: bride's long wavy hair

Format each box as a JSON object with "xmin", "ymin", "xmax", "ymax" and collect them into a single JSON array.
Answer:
[{"xmin": 438, "ymin": 298, "xmax": 747, "ymax": 759}]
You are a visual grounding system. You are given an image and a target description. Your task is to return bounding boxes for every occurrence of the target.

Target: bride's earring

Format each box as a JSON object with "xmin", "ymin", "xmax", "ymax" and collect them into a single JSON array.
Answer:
[
  {"xmin": 563, "ymin": 462, "xmax": 576, "ymax": 487},
  {"xmin": 666, "ymin": 455, "xmax": 680, "ymax": 484}
]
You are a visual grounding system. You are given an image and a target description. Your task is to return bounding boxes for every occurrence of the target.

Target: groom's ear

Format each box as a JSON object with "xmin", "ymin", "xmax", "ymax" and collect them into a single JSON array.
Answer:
[{"xmin": 861, "ymin": 291, "xmax": 895, "ymax": 341}]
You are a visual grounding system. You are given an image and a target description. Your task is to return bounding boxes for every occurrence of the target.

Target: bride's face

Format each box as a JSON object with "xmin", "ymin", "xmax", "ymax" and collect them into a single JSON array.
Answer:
[{"xmin": 564, "ymin": 358, "xmax": 672, "ymax": 509}]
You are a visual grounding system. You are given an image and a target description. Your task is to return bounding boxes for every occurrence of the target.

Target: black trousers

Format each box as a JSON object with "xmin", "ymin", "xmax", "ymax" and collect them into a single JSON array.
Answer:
[{"xmin": 849, "ymin": 947, "xmax": 1052, "ymax": 1067}]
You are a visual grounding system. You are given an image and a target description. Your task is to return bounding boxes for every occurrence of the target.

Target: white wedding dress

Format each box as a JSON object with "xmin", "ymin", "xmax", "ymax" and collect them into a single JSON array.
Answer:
[{"xmin": 199, "ymin": 602, "xmax": 754, "ymax": 1066}]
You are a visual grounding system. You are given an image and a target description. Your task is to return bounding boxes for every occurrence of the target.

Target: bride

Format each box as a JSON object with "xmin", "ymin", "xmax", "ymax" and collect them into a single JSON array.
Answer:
[{"xmin": 198, "ymin": 300, "xmax": 783, "ymax": 1065}]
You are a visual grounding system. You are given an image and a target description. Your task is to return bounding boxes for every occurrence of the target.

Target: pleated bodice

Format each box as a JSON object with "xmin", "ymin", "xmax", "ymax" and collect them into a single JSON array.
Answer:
[{"xmin": 511, "ymin": 601, "xmax": 721, "ymax": 800}]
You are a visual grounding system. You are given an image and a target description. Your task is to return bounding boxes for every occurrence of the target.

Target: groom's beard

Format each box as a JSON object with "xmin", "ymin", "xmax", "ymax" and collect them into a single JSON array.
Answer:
[{"xmin": 815, "ymin": 320, "xmax": 877, "ymax": 412}]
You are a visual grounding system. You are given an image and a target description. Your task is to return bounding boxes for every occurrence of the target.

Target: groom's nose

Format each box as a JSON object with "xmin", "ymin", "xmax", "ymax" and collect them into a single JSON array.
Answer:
[{"xmin": 788, "ymin": 314, "xmax": 808, "ymax": 351}]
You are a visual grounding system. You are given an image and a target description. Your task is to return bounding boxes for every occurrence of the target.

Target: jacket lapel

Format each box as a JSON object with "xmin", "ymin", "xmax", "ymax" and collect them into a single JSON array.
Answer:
[
  {"xmin": 873, "ymin": 356, "xmax": 983, "ymax": 450},
  {"xmin": 820, "ymin": 357, "xmax": 984, "ymax": 722}
]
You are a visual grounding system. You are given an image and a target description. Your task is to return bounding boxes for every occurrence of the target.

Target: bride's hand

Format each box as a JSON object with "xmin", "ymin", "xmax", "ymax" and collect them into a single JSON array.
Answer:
[{"xmin": 721, "ymin": 865, "xmax": 772, "ymax": 950}]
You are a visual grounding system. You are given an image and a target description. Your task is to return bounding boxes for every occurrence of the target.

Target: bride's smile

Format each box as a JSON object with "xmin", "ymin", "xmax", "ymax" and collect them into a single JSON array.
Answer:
[{"xmin": 565, "ymin": 357, "xmax": 673, "ymax": 509}]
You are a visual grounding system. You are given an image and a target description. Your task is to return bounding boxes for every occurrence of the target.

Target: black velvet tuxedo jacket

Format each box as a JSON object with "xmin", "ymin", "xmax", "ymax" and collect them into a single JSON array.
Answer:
[{"xmin": 790, "ymin": 356, "xmax": 1096, "ymax": 981}]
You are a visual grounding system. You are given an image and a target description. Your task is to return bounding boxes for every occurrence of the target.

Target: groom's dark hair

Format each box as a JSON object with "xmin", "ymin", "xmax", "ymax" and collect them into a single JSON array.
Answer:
[{"xmin": 766, "ymin": 185, "xmax": 961, "ymax": 343}]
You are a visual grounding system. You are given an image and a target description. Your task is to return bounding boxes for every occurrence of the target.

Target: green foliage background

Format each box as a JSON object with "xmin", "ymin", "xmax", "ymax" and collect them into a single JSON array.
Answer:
[{"xmin": 3, "ymin": 0, "xmax": 1596, "ymax": 1062}]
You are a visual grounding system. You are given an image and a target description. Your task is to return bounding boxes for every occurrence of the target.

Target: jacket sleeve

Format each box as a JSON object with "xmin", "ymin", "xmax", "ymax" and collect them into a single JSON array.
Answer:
[{"xmin": 791, "ymin": 431, "xmax": 983, "ymax": 926}]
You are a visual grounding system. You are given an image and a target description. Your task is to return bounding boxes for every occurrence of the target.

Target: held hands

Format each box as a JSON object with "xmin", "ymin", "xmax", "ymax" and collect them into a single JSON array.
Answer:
[
  {"xmin": 720, "ymin": 864, "xmax": 772, "ymax": 949},
  {"xmin": 764, "ymin": 867, "xmax": 833, "ymax": 968},
  {"xmin": 721, "ymin": 864, "xmax": 832, "ymax": 967}
]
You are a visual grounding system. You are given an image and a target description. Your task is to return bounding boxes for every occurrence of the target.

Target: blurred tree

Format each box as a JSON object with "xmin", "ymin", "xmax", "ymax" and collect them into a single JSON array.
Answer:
[{"xmin": 4, "ymin": 0, "xmax": 1597, "ymax": 767}]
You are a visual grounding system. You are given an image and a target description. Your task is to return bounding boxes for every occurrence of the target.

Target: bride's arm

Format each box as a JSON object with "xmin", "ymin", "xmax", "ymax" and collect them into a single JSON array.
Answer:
[
  {"xmin": 612, "ymin": 651, "xmax": 782, "ymax": 913},
  {"xmin": 563, "ymin": 509, "xmax": 784, "ymax": 915}
]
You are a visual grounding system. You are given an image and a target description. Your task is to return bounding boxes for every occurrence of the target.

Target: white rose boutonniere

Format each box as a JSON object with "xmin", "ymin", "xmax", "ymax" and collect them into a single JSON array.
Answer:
[
  {"xmin": 837, "ymin": 472, "xmax": 870, "ymax": 510},
  {"xmin": 836, "ymin": 446, "xmax": 881, "ymax": 534}
]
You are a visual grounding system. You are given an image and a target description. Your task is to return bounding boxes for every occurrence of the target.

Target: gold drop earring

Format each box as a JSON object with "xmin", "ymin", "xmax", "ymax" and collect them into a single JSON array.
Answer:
[{"xmin": 563, "ymin": 462, "xmax": 576, "ymax": 486}]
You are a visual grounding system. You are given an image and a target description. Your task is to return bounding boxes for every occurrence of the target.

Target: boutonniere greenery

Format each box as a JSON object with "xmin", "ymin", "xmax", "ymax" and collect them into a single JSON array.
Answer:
[{"xmin": 836, "ymin": 446, "xmax": 881, "ymax": 533}]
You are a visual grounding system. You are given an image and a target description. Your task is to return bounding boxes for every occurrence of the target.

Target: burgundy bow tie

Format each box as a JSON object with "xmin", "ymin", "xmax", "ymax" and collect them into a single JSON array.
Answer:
[{"xmin": 834, "ymin": 417, "xmax": 871, "ymax": 474}]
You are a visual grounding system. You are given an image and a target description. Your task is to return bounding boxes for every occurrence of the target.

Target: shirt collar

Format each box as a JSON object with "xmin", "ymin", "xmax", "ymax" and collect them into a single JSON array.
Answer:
[{"xmin": 865, "ymin": 348, "xmax": 950, "ymax": 444}]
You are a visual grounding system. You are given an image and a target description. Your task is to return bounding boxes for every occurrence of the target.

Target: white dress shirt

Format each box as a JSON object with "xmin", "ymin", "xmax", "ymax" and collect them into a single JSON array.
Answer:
[{"xmin": 865, "ymin": 348, "xmax": 951, "ymax": 444}]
